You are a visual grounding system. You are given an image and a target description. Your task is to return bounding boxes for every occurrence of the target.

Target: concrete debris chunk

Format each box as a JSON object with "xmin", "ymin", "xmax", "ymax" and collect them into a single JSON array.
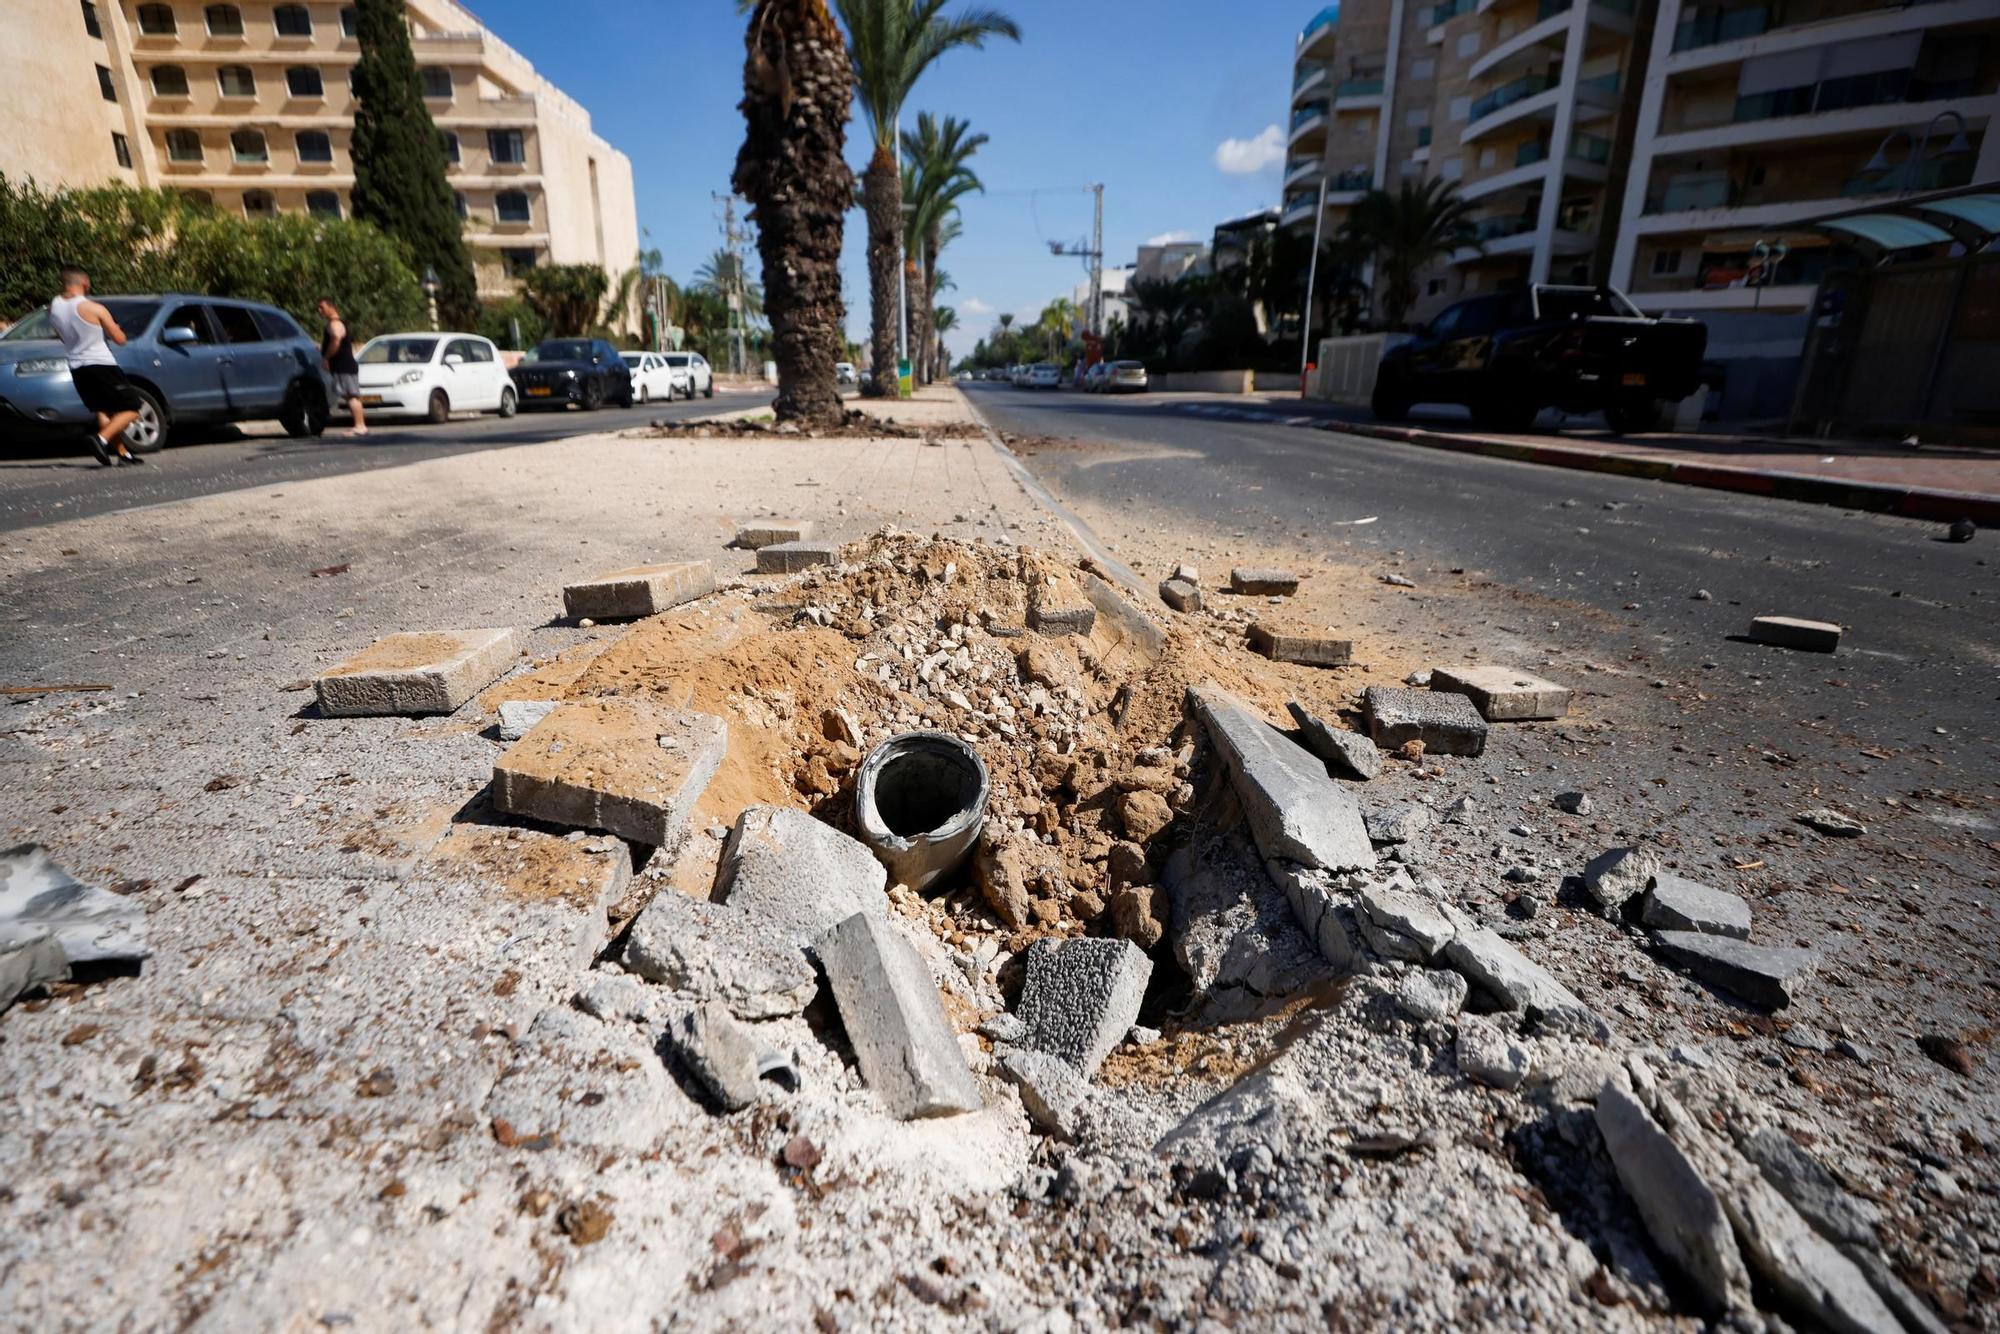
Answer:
[
  {"xmin": 1364, "ymin": 803, "xmax": 1432, "ymax": 845},
  {"xmin": 1286, "ymin": 701, "xmax": 1381, "ymax": 780},
  {"xmin": 977, "ymin": 1013, "xmax": 1027, "ymax": 1044},
  {"xmin": 1017, "ymin": 937, "xmax": 1152, "ymax": 1078},
  {"xmin": 0, "ymin": 844, "xmax": 148, "ymax": 979},
  {"xmin": 1264, "ymin": 861, "xmax": 1361, "ymax": 972},
  {"xmin": 1357, "ymin": 878, "xmax": 1459, "ymax": 962},
  {"xmin": 1172, "ymin": 562, "xmax": 1199, "ymax": 585},
  {"xmin": 1228, "ymin": 567, "xmax": 1300, "ymax": 596},
  {"xmin": 1248, "ymin": 622, "xmax": 1353, "ymax": 667},
  {"xmin": 1582, "ymin": 845, "xmax": 1660, "ymax": 912},
  {"xmin": 1747, "ymin": 615, "xmax": 1841, "ymax": 652},
  {"xmin": 815, "ymin": 912, "xmax": 980, "ymax": 1119},
  {"xmin": 492, "ymin": 700, "xmax": 726, "ymax": 847},
  {"xmin": 662, "ymin": 1001, "xmax": 772, "ymax": 1112},
  {"xmin": 732, "ymin": 519, "xmax": 815, "ymax": 549},
  {"xmin": 1443, "ymin": 929, "xmax": 1611, "ymax": 1040},
  {"xmin": 497, "ymin": 699, "xmax": 558, "ymax": 742},
  {"xmin": 1642, "ymin": 873, "xmax": 1751, "ymax": 939},
  {"xmin": 1457, "ymin": 1015, "xmax": 1532, "ymax": 1089},
  {"xmin": 1000, "ymin": 1049, "xmax": 1089, "ymax": 1139},
  {"xmin": 756, "ymin": 541, "xmax": 839, "ymax": 574},
  {"xmin": 1395, "ymin": 967, "xmax": 1469, "ymax": 1023},
  {"xmin": 1737, "ymin": 1127, "xmax": 1882, "ymax": 1248},
  {"xmin": 1429, "ymin": 664, "xmax": 1572, "ymax": 721},
  {"xmin": 1796, "ymin": 807, "xmax": 1864, "ymax": 838},
  {"xmin": 1, "ymin": 930, "xmax": 67, "ymax": 1011},
  {"xmin": 1363, "ymin": 686, "xmax": 1489, "ymax": 757},
  {"xmin": 714, "ymin": 806, "xmax": 890, "ymax": 952},
  {"xmin": 1595, "ymin": 1084, "xmax": 1752, "ymax": 1315},
  {"xmin": 315, "ymin": 626, "xmax": 519, "ymax": 717},
  {"xmin": 1164, "ymin": 845, "xmax": 1327, "ymax": 998},
  {"xmin": 1157, "ymin": 578, "xmax": 1202, "ymax": 613},
  {"xmin": 620, "ymin": 890, "xmax": 819, "ymax": 1019},
  {"xmin": 1653, "ymin": 930, "xmax": 1817, "ymax": 1010},
  {"xmin": 1187, "ymin": 685, "xmax": 1375, "ymax": 875},
  {"xmin": 562, "ymin": 560, "xmax": 715, "ymax": 621},
  {"xmin": 1554, "ymin": 790, "xmax": 1591, "ymax": 814},
  {"xmin": 1026, "ymin": 574, "xmax": 1096, "ymax": 635}
]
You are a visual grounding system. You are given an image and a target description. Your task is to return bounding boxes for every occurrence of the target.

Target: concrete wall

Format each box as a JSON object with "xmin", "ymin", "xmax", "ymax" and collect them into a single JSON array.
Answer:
[{"xmin": 1150, "ymin": 370, "xmax": 1256, "ymax": 395}]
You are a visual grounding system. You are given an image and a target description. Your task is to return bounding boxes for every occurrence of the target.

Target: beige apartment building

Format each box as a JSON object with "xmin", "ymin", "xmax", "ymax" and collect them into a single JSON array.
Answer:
[
  {"xmin": 2, "ymin": 0, "xmax": 638, "ymax": 303},
  {"xmin": 1284, "ymin": 0, "xmax": 2000, "ymax": 329}
]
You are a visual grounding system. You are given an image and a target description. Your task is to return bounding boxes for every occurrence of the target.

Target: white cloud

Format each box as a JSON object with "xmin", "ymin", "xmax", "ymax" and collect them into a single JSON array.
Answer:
[
  {"xmin": 1213, "ymin": 125, "xmax": 1286, "ymax": 176},
  {"xmin": 1145, "ymin": 230, "xmax": 1197, "ymax": 247},
  {"xmin": 961, "ymin": 297, "xmax": 994, "ymax": 316}
]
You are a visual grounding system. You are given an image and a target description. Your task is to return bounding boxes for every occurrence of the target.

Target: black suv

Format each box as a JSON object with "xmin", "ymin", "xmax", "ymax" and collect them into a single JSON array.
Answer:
[{"xmin": 509, "ymin": 338, "xmax": 633, "ymax": 411}]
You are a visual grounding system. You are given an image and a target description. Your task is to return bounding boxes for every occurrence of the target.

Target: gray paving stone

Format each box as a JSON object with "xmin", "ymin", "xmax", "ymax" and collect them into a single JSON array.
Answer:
[
  {"xmin": 1583, "ymin": 845, "xmax": 1661, "ymax": 912},
  {"xmin": 1357, "ymin": 878, "xmax": 1459, "ymax": 962},
  {"xmin": 1363, "ymin": 686, "xmax": 1489, "ymax": 757},
  {"xmin": 1595, "ymin": 1084, "xmax": 1750, "ymax": 1315},
  {"xmin": 714, "ymin": 806, "xmax": 889, "ymax": 952},
  {"xmin": 1017, "ymin": 937, "xmax": 1152, "ymax": 1078},
  {"xmin": 1642, "ymin": 874, "xmax": 1751, "ymax": 939},
  {"xmin": 1158, "ymin": 578, "xmax": 1202, "ymax": 613},
  {"xmin": 732, "ymin": 519, "xmax": 815, "ymax": 549},
  {"xmin": 1000, "ymin": 1049, "xmax": 1088, "ymax": 1139},
  {"xmin": 1286, "ymin": 702, "xmax": 1382, "ymax": 780},
  {"xmin": 1429, "ymin": 664, "xmax": 1572, "ymax": 721},
  {"xmin": 1249, "ymin": 622, "xmax": 1352, "ymax": 667},
  {"xmin": 756, "ymin": 541, "xmax": 839, "ymax": 574},
  {"xmin": 1737, "ymin": 1127, "xmax": 1881, "ymax": 1248},
  {"xmin": 1443, "ymin": 929, "xmax": 1611, "ymax": 1039},
  {"xmin": 1229, "ymin": 567, "xmax": 1300, "ymax": 596},
  {"xmin": 1747, "ymin": 615, "xmax": 1841, "ymax": 652},
  {"xmin": 662, "ymin": 1001, "xmax": 768, "ymax": 1112},
  {"xmin": 316, "ymin": 626, "xmax": 520, "ymax": 717},
  {"xmin": 1653, "ymin": 930, "xmax": 1817, "ymax": 1010},
  {"xmin": 1027, "ymin": 579, "xmax": 1096, "ymax": 635},
  {"xmin": 1188, "ymin": 685, "xmax": 1375, "ymax": 874},
  {"xmin": 562, "ymin": 560, "xmax": 715, "ymax": 621},
  {"xmin": 497, "ymin": 699, "xmax": 558, "ymax": 742},
  {"xmin": 620, "ymin": 890, "xmax": 819, "ymax": 1019},
  {"xmin": 491, "ymin": 700, "xmax": 726, "ymax": 847},
  {"xmin": 816, "ymin": 912, "xmax": 981, "ymax": 1119}
]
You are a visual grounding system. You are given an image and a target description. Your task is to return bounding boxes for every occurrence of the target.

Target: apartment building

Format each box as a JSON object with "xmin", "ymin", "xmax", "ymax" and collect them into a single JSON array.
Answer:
[
  {"xmin": 1283, "ymin": 0, "xmax": 1999, "ymax": 328},
  {"xmin": 3, "ymin": 0, "xmax": 639, "ymax": 303}
]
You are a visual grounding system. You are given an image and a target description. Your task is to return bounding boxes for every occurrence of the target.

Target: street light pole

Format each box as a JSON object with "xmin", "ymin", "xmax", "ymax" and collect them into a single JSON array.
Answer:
[{"xmin": 1298, "ymin": 177, "xmax": 1329, "ymax": 390}]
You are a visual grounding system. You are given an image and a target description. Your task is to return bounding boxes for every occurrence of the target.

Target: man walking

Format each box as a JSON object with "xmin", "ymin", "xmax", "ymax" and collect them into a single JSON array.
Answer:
[
  {"xmin": 317, "ymin": 297, "xmax": 367, "ymax": 435},
  {"xmin": 49, "ymin": 266, "xmax": 144, "ymax": 466}
]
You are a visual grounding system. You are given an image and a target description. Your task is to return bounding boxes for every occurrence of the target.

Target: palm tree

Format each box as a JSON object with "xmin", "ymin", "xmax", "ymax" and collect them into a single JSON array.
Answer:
[
  {"xmin": 694, "ymin": 248, "xmax": 766, "ymax": 319},
  {"xmin": 1341, "ymin": 178, "xmax": 1480, "ymax": 330},
  {"xmin": 838, "ymin": 0, "xmax": 1019, "ymax": 396},
  {"xmin": 900, "ymin": 112, "xmax": 987, "ymax": 383},
  {"xmin": 931, "ymin": 303, "xmax": 956, "ymax": 372},
  {"xmin": 1036, "ymin": 297, "xmax": 1078, "ymax": 360},
  {"xmin": 732, "ymin": 0, "xmax": 854, "ymax": 426}
]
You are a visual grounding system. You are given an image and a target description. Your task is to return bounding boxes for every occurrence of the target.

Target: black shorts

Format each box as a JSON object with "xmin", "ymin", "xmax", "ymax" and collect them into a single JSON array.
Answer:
[{"xmin": 71, "ymin": 364, "xmax": 143, "ymax": 416}]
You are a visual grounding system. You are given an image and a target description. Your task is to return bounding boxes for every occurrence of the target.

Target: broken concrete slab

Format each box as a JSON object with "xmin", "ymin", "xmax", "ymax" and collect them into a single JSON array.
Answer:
[
  {"xmin": 1017, "ymin": 937, "xmax": 1152, "ymax": 1078},
  {"xmin": 1364, "ymin": 803, "xmax": 1432, "ymax": 845},
  {"xmin": 621, "ymin": 890, "xmax": 819, "ymax": 1019},
  {"xmin": 1362, "ymin": 686, "xmax": 1489, "ymax": 758},
  {"xmin": 1027, "ymin": 577, "xmax": 1097, "ymax": 635},
  {"xmin": 756, "ymin": 541, "xmax": 839, "ymax": 574},
  {"xmin": 484, "ymin": 1005, "xmax": 692, "ymax": 1151},
  {"xmin": 1747, "ymin": 615, "xmax": 1841, "ymax": 652},
  {"xmin": 1357, "ymin": 878, "xmax": 1459, "ymax": 962},
  {"xmin": 1642, "ymin": 874, "xmax": 1751, "ymax": 940},
  {"xmin": 1, "ymin": 930, "xmax": 67, "ymax": 1011},
  {"xmin": 714, "ymin": 806, "xmax": 889, "ymax": 952},
  {"xmin": 562, "ymin": 561, "xmax": 715, "ymax": 622},
  {"xmin": 1082, "ymin": 573, "xmax": 1167, "ymax": 664},
  {"xmin": 1737, "ymin": 1127, "xmax": 1882, "ymax": 1248},
  {"xmin": 1457, "ymin": 1015, "xmax": 1532, "ymax": 1090},
  {"xmin": 1248, "ymin": 622, "xmax": 1353, "ymax": 668},
  {"xmin": 1228, "ymin": 567, "xmax": 1300, "ymax": 596},
  {"xmin": 1157, "ymin": 578, "xmax": 1201, "ymax": 613},
  {"xmin": 732, "ymin": 519, "xmax": 815, "ymax": 549},
  {"xmin": 1187, "ymin": 685, "xmax": 1375, "ymax": 875},
  {"xmin": 662, "ymin": 1001, "xmax": 770, "ymax": 1112},
  {"xmin": 1163, "ymin": 843, "xmax": 1327, "ymax": 1000},
  {"xmin": 0, "ymin": 843, "xmax": 149, "ymax": 970},
  {"xmin": 497, "ymin": 699, "xmax": 558, "ymax": 742},
  {"xmin": 1429, "ymin": 664, "xmax": 1571, "ymax": 721},
  {"xmin": 1394, "ymin": 967, "xmax": 1468, "ymax": 1023},
  {"xmin": 491, "ymin": 699, "xmax": 726, "ymax": 847},
  {"xmin": 1583, "ymin": 845, "xmax": 1661, "ymax": 913},
  {"xmin": 1595, "ymin": 1084, "xmax": 1751, "ymax": 1315},
  {"xmin": 315, "ymin": 626, "xmax": 519, "ymax": 717},
  {"xmin": 1443, "ymin": 930, "xmax": 1610, "ymax": 1039},
  {"xmin": 1286, "ymin": 702, "xmax": 1382, "ymax": 780},
  {"xmin": 816, "ymin": 912, "xmax": 980, "ymax": 1119},
  {"xmin": 999, "ymin": 1049, "xmax": 1088, "ymax": 1139},
  {"xmin": 1653, "ymin": 931, "xmax": 1817, "ymax": 1010},
  {"xmin": 417, "ymin": 824, "xmax": 631, "ymax": 970}
]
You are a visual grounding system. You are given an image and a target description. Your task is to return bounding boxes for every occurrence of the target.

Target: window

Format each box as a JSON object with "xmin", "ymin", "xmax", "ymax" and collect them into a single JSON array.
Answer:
[
  {"xmin": 217, "ymin": 65, "xmax": 255, "ymax": 97},
  {"xmin": 1438, "ymin": 156, "xmax": 1463, "ymax": 181},
  {"xmin": 1456, "ymin": 31, "xmax": 1480, "ymax": 57},
  {"xmin": 305, "ymin": 190, "xmax": 341, "ymax": 219},
  {"xmin": 210, "ymin": 303, "xmax": 264, "ymax": 341},
  {"xmin": 166, "ymin": 128, "xmax": 203, "ymax": 162},
  {"xmin": 296, "ymin": 130, "xmax": 333, "ymax": 162},
  {"xmin": 136, "ymin": 3, "xmax": 177, "ymax": 34},
  {"xmin": 487, "ymin": 129, "xmax": 525, "ymax": 164},
  {"xmin": 112, "ymin": 132, "xmax": 132, "ymax": 168},
  {"xmin": 453, "ymin": 190, "xmax": 468, "ymax": 218},
  {"xmin": 1454, "ymin": 296, "xmax": 1505, "ymax": 338},
  {"xmin": 495, "ymin": 190, "xmax": 531, "ymax": 223},
  {"xmin": 285, "ymin": 66, "xmax": 323, "ymax": 97},
  {"xmin": 97, "ymin": 64, "xmax": 117, "ymax": 101},
  {"xmin": 150, "ymin": 65, "xmax": 188, "ymax": 96},
  {"xmin": 82, "ymin": 1, "xmax": 102, "ymax": 38},
  {"xmin": 231, "ymin": 128, "xmax": 268, "ymax": 163},
  {"xmin": 445, "ymin": 339, "xmax": 483, "ymax": 363},
  {"xmin": 1409, "ymin": 57, "xmax": 1435, "ymax": 81},
  {"xmin": 421, "ymin": 67, "xmax": 453, "ymax": 99},
  {"xmin": 273, "ymin": 4, "xmax": 311, "ymax": 36},
  {"xmin": 205, "ymin": 4, "xmax": 242, "ymax": 35},
  {"xmin": 339, "ymin": 5, "xmax": 357, "ymax": 37},
  {"xmin": 1428, "ymin": 304, "xmax": 1464, "ymax": 338},
  {"xmin": 253, "ymin": 308, "xmax": 304, "ymax": 340},
  {"xmin": 501, "ymin": 247, "xmax": 538, "ymax": 277},
  {"xmin": 240, "ymin": 191, "xmax": 276, "ymax": 220},
  {"xmin": 1449, "ymin": 95, "xmax": 1471, "ymax": 123},
  {"xmin": 439, "ymin": 131, "xmax": 460, "ymax": 163},
  {"xmin": 1652, "ymin": 249, "xmax": 1683, "ymax": 276},
  {"xmin": 164, "ymin": 304, "xmax": 214, "ymax": 343}
]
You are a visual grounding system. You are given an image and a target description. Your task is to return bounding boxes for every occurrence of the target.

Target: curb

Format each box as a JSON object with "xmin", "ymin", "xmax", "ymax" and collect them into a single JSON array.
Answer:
[{"xmin": 1318, "ymin": 420, "xmax": 2000, "ymax": 526}]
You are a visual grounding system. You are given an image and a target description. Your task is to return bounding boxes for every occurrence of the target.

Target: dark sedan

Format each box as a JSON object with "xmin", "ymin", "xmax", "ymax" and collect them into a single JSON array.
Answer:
[{"xmin": 508, "ymin": 337, "xmax": 633, "ymax": 411}]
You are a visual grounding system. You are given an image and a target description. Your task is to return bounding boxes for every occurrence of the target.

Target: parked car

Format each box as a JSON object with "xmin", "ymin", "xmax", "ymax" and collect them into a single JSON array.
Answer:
[
  {"xmin": 357, "ymin": 333, "xmax": 515, "ymax": 421},
  {"xmin": 1027, "ymin": 363, "xmax": 1063, "ymax": 389},
  {"xmin": 509, "ymin": 337, "xmax": 633, "ymax": 411},
  {"xmin": 835, "ymin": 361, "xmax": 859, "ymax": 391},
  {"xmin": 1009, "ymin": 365, "xmax": 1030, "ymax": 387},
  {"xmin": 662, "ymin": 351, "xmax": 715, "ymax": 399},
  {"xmin": 1082, "ymin": 362, "xmax": 1110, "ymax": 393},
  {"xmin": 621, "ymin": 351, "xmax": 679, "ymax": 404},
  {"xmin": 1105, "ymin": 360, "xmax": 1150, "ymax": 394},
  {"xmin": 0, "ymin": 294, "xmax": 329, "ymax": 451},
  {"xmin": 1371, "ymin": 285, "xmax": 1707, "ymax": 433}
]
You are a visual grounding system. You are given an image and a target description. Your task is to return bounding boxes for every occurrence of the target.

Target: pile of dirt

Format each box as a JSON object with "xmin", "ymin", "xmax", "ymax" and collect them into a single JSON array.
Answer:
[{"xmin": 636, "ymin": 412, "xmax": 984, "ymax": 441}]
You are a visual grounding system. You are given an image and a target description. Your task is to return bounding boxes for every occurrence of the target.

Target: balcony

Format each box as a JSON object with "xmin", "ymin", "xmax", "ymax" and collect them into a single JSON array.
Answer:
[
  {"xmin": 1328, "ymin": 168, "xmax": 1374, "ymax": 196},
  {"xmin": 1282, "ymin": 190, "xmax": 1320, "ymax": 226},
  {"xmin": 1469, "ymin": 72, "xmax": 1557, "ymax": 124},
  {"xmin": 1284, "ymin": 156, "xmax": 1324, "ymax": 188},
  {"xmin": 1469, "ymin": 5, "xmax": 1576, "ymax": 83},
  {"xmin": 1516, "ymin": 139, "xmax": 1550, "ymax": 166},
  {"xmin": 1294, "ymin": 64, "xmax": 1331, "ymax": 102},
  {"xmin": 1290, "ymin": 100, "xmax": 1331, "ymax": 146},
  {"xmin": 412, "ymin": 30, "xmax": 486, "ymax": 58},
  {"xmin": 1299, "ymin": 5, "xmax": 1340, "ymax": 57},
  {"xmin": 1334, "ymin": 76, "xmax": 1386, "ymax": 112},
  {"xmin": 1643, "ymin": 152, "xmax": 1976, "ymax": 216},
  {"xmin": 1425, "ymin": 0, "xmax": 1474, "ymax": 26}
]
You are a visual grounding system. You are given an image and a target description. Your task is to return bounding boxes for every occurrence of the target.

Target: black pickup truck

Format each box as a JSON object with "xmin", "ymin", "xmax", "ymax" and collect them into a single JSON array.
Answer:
[{"xmin": 1371, "ymin": 285, "xmax": 1707, "ymax": 433}]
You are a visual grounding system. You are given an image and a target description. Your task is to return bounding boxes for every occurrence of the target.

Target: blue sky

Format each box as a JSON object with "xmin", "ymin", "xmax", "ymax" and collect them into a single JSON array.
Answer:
[{"xmin": 468, "ymin": 0, "xmax": 1306, "ymax": 360}]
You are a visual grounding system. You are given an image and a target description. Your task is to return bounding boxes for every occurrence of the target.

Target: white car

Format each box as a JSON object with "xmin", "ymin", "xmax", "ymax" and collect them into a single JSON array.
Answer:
[
  {"xmin": 661, "ymin": 352, "xmax": 715, "ymax": 399},
  {"xmin": 354, "ymin": 333, "xmax": 515, "ymax": 421},
  {"xmin": 1105, "ymin": 360, "xmax": 1150, "ymax": 393},
  {"xmin": 621, "ymin": 351, "xmax": 680, "ymax": 404},
  {"xmin": 1027, "ymin": 363, "xmax": 1063, "ymax": 389}
]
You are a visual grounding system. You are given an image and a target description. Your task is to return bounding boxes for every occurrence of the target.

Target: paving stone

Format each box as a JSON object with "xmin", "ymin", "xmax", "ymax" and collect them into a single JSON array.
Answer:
[
  {"xmin": 1429, "ymin": 664, "xmax": 1572, "ymax": 721},
  {"xmin": 1595, "ymin": 1085, "xmax": 1751, "ymax": 1315},
  {"xmin": 1362, "ymin": 686, "xmax": 1489, "ymax": 757},
  {"xmin": 1395, "ymin": 967, "xmax": 1468, "ymax": 1023},
  {"xmin": 1364, "ymin": 803, "xmax": 1433, "ymax": 845},
  {"xmin": 620, "ymin": 890, "xmax": 818, "ymax": 1019},
  {"xmin": 1747, "ymin": 615, "xmax": 1841, "ymax": 652},
  {"xmin": 1249, "ymin": 622, "xmax": 1353, "ymax": 667},
  {"xmin": 1286, "ymin": 701, "xmax": 1382, "ymax": 780},
  {"xmin": 1442, "ymin": 929, "xmax": 1610, "ymax": 1039},
  {"xmin": 1653, "ymin": 930, "xmax": 1817, "ymax": 1009},
  {"xmin": 1229, "ymin": 567, "xmax": 1300, "ymax": 596},
  {"xmin": 562, "ymin": 560, "xmax": 715, "ymax": 621},
  {"xmin": 1642, "ymin": 874, "xmax": 1751, "ymax": 939},
  {"xmin": 1026, "ymin": 578, "xmax": 1096, "ymax": 635},
  {"xmin": 1357, "ymin": 878, "xmax": 1459, "ymax": 962},
  {"xmin": 491, "ymin": 699, "xmax": 726, "ymax": 847},
  {"xmin": 1457, "ymin": 1015, "xmax": 1532, "ymax": 1089},
  {"xmin": 999, "ymin": 1049, "xmax": 1088, "ymax": 1139},
  {"xmin": 756, "ymin": 541, "xmax": 839, "ymax": 574},
  {"xmin": 497, "ymin": 699, "xmax": 558, "ymax": 742},
  {"xmin": 316, "ymin": 626, "xmax": 519, "ymax": 717},
  {"xmin": 662, "ymin": 1001, "xmax": 768, "ymax": 1112},
  {"xmin": 1157, "ymin": 578, "xmax": 1202, "ymax": 613},
  {"xmin": 1188, "ymin": 685, "xmax": 1375, "ymax": 874},
  {"xmin": 732, "ymin": 519, "xmax": 815, "ymax": 549},
  {"xmin": 1172, "ymin": 562, "xmax": 1199, "ymax": 585},
  {"xmin": 1583, "ymin": 845, "xmax": 1661, "ymax": 912},
  {"xmin": 714, "ymin": 806, "xmax": 889, "ymax": 952},
  {"xmin": 1017, "ymin": 937, "xmax": 1152, "ymax": 1078},
  {"xmin": 816, "ymin": 912, "xmax": 981, "ymax": 1119}
]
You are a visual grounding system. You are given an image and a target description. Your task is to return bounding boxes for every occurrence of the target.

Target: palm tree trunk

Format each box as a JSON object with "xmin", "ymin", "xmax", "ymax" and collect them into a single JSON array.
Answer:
[
  {"xmin": 733, "ymin": 0, "xmax": 853, "ymax": 427},
  {"xmin": 907, "ymin": 259, "xmax": 931, "ymax": 385},
  {"xmin": 862, "ymin": 147, "xmax": 902, "ymax": 397}
]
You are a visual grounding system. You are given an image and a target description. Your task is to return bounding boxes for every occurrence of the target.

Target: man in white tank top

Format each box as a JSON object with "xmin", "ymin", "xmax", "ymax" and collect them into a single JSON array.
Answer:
[{"xmin": 50, "ymin": 265, "xmax": 144, "ymax": 467}]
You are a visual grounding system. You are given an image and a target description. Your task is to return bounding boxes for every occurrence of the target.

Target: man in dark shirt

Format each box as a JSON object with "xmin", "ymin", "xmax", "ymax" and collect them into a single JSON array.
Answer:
[{"xmin": 316, "ymin": 297, "xmax": 366, "ymax": 436}]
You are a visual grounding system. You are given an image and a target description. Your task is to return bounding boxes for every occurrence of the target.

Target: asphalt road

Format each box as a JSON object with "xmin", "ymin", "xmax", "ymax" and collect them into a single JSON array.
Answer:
[
  {"xmin": 0, "ymin": 391, "xmax": 739, "ymax": 532},
  {"xmin": 966, "ymin": 384, "xmax": 1999, "ymax": 775}
]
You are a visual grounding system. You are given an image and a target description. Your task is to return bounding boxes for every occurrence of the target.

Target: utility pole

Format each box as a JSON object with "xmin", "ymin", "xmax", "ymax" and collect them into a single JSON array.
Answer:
[
  {"xmin": 1048, "ymin": 183, "xmax": 1106, "ymax": 335},
  {"xmin": 712, "ymin": 191, "xmax": 749, "ymax": 376},
  {"xmin": 1299, "ymin": 175, "xmax": 1330, "ymax": 389}
]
